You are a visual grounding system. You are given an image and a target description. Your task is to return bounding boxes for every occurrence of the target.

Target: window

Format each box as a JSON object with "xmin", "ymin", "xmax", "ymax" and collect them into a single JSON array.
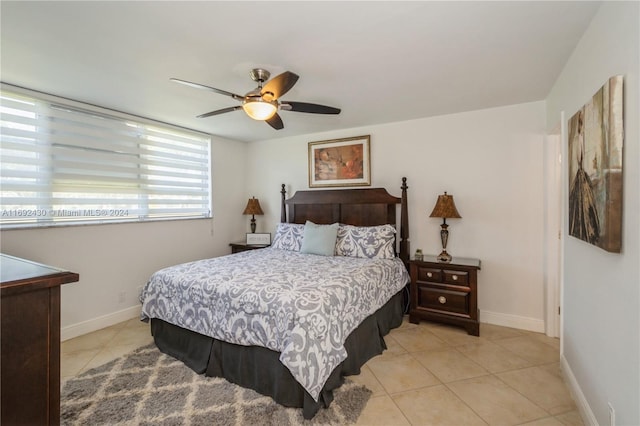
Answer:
[{"xmin": 0, "ymin": 84, "xmax": 212, "ymax": 229}]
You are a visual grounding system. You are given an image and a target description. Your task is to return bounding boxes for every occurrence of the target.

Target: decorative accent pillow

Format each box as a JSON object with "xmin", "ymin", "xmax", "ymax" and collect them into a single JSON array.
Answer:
[
  {"xmin": 300, "ymin": 221, "xmax": 339, "ymax": 256},
  {"xmin": 335, "ymin": 224, "xmax": 396, "ymax": 259},
  {"xmin": 271, "ymin": 223, "xmax": 305, "ymax": 251}
]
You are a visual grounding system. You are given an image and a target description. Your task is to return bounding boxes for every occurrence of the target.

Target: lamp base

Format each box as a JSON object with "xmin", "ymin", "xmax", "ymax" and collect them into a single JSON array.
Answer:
[
  {"xmin": 437, "ymin": 221, "xmax": 452, "ymax": 262},
  {"xmin": 436, "ymin": 250, "xmax": 452, "ymax": 263}
]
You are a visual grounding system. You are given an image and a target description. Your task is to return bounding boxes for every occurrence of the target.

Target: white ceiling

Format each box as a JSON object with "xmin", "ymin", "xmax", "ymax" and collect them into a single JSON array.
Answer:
[{"xmin": 1, "ymin": 1, "xmax": 600, "ymax": 142}]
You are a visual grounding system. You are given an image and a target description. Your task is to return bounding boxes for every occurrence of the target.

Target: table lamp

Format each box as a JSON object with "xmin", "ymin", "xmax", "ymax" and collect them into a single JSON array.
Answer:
[
  {"xmin": 429, "ymin": 192, "xmax": 461, "ymax": 262},
  {"xmin": 243, "ymin": 197, "xmax": 264, "ymax": 233}
]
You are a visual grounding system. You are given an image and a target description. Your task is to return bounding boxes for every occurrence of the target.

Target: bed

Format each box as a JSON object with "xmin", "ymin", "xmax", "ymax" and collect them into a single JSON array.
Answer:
[{"xmin": 140, "ymin": 178, "xmax": 410, "ymax": 419}]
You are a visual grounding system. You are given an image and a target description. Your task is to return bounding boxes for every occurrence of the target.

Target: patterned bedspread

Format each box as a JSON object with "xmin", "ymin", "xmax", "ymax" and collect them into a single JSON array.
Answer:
[{"xmin": 140, "ymin": 248, "xmax": 409, "ymax": 401}]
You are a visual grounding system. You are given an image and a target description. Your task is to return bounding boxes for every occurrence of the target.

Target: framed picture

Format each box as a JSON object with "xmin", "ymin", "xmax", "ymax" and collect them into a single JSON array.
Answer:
[
  {"xmin": 568, "ymin": 75, "xmax": 624, "ymax": 253},
  {"xmin": 308, "ymin": 135, "xmax": 371, "ymax": 188},
  {"xmin": 246, "ymin": 232, "xmax": 271, "ymax": 245}
]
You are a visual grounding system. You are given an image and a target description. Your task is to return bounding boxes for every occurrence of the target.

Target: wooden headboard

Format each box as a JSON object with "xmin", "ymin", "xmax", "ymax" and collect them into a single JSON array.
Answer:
[{"xmin": 280, "ymin": 177, "xmax": 410, "ymax": 267}]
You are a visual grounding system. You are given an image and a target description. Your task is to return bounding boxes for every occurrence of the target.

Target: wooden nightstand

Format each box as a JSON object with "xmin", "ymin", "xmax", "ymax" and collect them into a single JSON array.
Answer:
[
  {"xmin": 409, "ymin": 255, "xmax": 481, "ymax": 336},
  {"xmin": 229, "ymin": 241, "xmax": 270, "ymax": 254}
]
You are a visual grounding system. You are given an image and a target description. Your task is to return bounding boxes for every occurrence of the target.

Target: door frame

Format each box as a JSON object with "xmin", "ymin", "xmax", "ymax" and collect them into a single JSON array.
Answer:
[{"xmin": 544, "ymin": 117, "xmax": 564, "ymax": 339}]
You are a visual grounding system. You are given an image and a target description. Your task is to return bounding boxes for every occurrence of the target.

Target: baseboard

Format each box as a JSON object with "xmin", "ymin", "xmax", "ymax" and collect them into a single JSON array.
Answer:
[
  {"xmin": 480, "ymin": 309, "xmax": 545, "ymax": 333},
  {"xmin": 61, "ymin": 305, "xmax": 141, "ymax": 341},
  {"xmin": 560, "ymin": 354, "xmax": 597, "ymax": 425}
]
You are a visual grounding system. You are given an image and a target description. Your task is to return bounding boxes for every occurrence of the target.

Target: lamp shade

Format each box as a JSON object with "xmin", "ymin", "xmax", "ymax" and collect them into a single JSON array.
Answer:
[
  {"xmin": 243, "ymin": 197, "xmax": 264, "ymax": 215},
  {"xmin": 429, "ymin": 192, "xmax": 461, "ymax": 219}
]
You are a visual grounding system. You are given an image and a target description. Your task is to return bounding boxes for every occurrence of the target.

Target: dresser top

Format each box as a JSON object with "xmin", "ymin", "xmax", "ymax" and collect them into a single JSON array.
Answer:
[{"xmin": 1, "ymin": 253, "xmax": 78, "ymax": 290}]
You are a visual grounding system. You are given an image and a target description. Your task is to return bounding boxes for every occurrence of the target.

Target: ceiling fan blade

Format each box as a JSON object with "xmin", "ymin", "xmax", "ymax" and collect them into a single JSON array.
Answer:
[
  {"xmin": 266, "ymin": 113, "xmax": 284, "ymax": 130},
  {"xmin": 170, "ymin": 78, "xmax": 244, "ymax": 100},
  {"xmin": 197, "ymin": 106, "xmax": 242, "ymax": 118},
  {"xmin": 280, "ymin": 101, "xmax": 341, "ymax": 115},
  {"xmin": 261, "ymin": 71, "xmax": 299, "ymax": 101}
]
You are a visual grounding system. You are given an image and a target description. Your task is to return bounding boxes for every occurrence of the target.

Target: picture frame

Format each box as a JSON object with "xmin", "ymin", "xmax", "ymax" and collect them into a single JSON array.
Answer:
[
  {"xmin": 308, "ymin": 135, "xmax": 371, "ymax": 188},
  {"xmin": 246, "ymin": 232, "xmax": 271, "ymax": 245}
]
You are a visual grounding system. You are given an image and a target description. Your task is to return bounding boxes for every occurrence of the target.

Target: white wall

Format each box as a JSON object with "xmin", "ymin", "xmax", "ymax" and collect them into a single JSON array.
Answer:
[
  {"xmin": 246, "ymin": 101, "xmax": 548, "ymax": 331},
  {"xmin": 546, "ymin": 2, "xmax": 639, "ymax": 425},
  {"xmin": 0, "ymin": 135, "xmax": 248, "ymax": 339}
]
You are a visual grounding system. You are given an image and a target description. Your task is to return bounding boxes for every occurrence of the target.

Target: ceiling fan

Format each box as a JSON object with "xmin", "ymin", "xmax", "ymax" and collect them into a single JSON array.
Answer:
[{"xmin": 170, "ymin": 69, "xmax": 341, "ymax": 130}]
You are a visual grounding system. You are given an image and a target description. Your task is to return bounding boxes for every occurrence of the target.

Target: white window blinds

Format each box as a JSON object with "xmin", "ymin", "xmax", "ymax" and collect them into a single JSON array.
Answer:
[{"xmin": 0, "ymin": 84, "xmax": 212, "ymax": 229}]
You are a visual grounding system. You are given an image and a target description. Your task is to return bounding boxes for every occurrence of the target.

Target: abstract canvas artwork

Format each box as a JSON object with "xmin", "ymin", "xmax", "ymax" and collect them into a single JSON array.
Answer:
[{"xmin": 568, "ymin": 75, "xmax": 624, "ymax": 253}]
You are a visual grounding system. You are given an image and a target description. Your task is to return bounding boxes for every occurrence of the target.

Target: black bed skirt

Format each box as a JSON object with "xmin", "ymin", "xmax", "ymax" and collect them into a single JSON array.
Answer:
[{"xmin": 150, "ymin": 290, "xmax": 404, "ymax": 419}]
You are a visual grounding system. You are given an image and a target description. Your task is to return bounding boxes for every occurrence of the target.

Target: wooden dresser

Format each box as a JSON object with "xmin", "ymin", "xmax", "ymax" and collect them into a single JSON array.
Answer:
[
  {"xmin": 409, "ymin": 255, "xmax": 481, "ymax": 336},
  {"xmin": 1, "ymin": 253, "xmax": 79, "ymax": 426}
]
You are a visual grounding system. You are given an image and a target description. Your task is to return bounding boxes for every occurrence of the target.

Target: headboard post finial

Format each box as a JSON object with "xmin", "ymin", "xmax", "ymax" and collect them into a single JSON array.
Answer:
[{"xmin": 280, "ymin": 184, "xmax": 287, "ymax": 223}]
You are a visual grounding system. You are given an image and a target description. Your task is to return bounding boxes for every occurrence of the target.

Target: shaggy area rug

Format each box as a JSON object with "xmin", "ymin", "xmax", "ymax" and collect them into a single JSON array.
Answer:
[{"xmin": 61, "ymin": 343, "xmax": 372, "ymax": 425}]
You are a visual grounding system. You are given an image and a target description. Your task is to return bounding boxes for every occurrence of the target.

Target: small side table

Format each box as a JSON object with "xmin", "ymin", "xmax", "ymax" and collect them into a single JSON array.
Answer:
[
  {"xmin": 229, "ymin": 241, "xmax": 270, "ymax": 254},
  {"xmin": 409, "ymin": 255, "xmax": 481, "ymax": 336}
]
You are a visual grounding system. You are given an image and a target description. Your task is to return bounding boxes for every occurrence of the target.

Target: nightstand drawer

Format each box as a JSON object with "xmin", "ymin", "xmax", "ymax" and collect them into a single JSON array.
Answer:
[
  {"xmin": 443, "ymin": 270, "xmax": 468, "ymax": 285},
  {"xmin": 418, "ymin": 286, "xmax": 470, "ymax": 316},
  {"xmin": 417, "ymin": 267, "xmax": 442, "ymax": 282}
]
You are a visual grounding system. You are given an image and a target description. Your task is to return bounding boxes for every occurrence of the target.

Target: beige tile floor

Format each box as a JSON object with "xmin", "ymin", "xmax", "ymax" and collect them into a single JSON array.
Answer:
[
  {"xmin": 61, "ymin": 318, "xmax": 583, "ymax": 426},
  {"xmin": 61, "ymin": 317, "xmax": 154, "ymax": 383}
]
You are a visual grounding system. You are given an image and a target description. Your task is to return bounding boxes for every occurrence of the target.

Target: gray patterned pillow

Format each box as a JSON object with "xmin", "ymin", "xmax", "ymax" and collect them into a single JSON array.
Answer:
[
  {"xmin": 271, "ymin": 223, "xmax": 305, "ymax": 251},
  {"xmin": 335, "ymin": 224, "xmax": 396, "ymax": 259}
]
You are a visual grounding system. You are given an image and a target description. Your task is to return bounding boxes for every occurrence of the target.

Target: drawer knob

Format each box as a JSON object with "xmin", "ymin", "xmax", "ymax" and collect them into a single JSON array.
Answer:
[
  {"xmin": 452, "ymin": 275, "xmax": 458, "ymax": 281},
  {"xmin": 427, "ymin": 272, "xmax": 433, "ymax": 278},
  {"xmin": 438, "ymin": 296, "xmax": 447, "ymax": 304}
]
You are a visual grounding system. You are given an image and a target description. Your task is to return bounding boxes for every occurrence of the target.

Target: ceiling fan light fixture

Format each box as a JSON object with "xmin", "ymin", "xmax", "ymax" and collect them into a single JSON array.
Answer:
[
  {"xmin": 243, "ymin": 98, "xmax": 277, "ymax": 120},
  {"xmin": 172, "ymin": 69, "xmax": 340, "ymax": 130}
]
